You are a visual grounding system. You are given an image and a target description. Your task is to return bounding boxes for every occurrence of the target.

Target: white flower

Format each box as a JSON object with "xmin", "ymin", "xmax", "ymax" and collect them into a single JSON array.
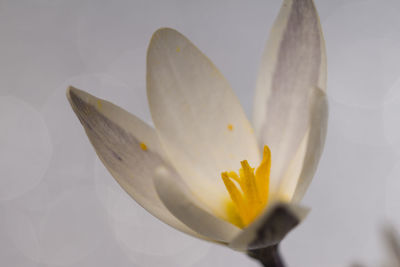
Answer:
[{"xmin": 67, "ymin": 0, "xmax": 327, "ymax": 251}]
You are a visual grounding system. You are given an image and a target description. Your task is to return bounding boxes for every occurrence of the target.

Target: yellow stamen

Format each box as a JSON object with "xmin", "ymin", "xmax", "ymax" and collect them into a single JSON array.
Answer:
[
  {"xmin": 255, "ymin": 146, "xmax": 271, "ymax": 205},
  {"xmin": 221, "ymin": 145, "xmax": 271, "ymax": 228},
  {"xmin": 227, "ymin": 124, "xmax": 234, "ymax": 131},
  {"xmin": 221, "ymin": 172, "xmax": 248, "ymax": 227},
  {"xmin": 227, "ymin": 171, "xmax": 241, "ymax": 184},
  {"xmin": 224, "ymin": 199, "xmax": 243, "ymax": 228}
]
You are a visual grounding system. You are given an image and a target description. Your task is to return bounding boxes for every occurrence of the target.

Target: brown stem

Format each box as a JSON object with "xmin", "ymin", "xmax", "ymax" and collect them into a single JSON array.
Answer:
[{"xmin": 247, "ymin": 245, "xmax": 285, "ymax": 267}]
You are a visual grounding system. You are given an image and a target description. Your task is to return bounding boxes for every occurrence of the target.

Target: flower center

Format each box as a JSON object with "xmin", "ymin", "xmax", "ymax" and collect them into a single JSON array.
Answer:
[{"xmin": 221, "ymin": 146, "xmax": 271, "ymax": 228}]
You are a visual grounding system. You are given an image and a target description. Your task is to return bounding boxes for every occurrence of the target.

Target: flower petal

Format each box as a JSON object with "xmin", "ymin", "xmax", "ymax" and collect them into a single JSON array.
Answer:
[
  {"xmin": 147, "ymin": 28, "xmax": 260, "ymax": 218},
  {"xmin": 229, "ymin": 202, "xmax": 309, "ymax": 251},
  {"xmin": 289, "ymin": 88, "xmax": 328, "ymax": 202},
  {"xmin": 66, "ymin": 87, "xmax": 205, "ymax": 239},
  {"xmin": 273, "ymin": 88, "xmax": 328, "ymax": 202},
  {"xmin": 253, "ymin": 0, "xmax": 327, "ymax": 192},
  {"xmin": 153, "ymin": 166, "xmax": 241, "ymax": 243}
]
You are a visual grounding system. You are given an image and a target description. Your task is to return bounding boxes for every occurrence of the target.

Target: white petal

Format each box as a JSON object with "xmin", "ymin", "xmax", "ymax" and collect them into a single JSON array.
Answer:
[
  {"xmin": 290, "ymin": 88, "xmax": 328, "ymax": 202},
  {"xmin": 153, "ymin": 166, "xmax": 241, "ymax": 243},
  {"xmin": 66, "ymin": 87, "xmax": 204, "ymax": 239},
  {"xmin": 273, "ymin": 87, "xmax": 328, "ymax": 201},
  {"xmin": 147, "ymin": 28, "xmax": 260, "ymax": 218},
  {"xmin": 253, "ymin": 0, "xmax": 327, "ymax": 192},
  {"xmin": 229, "ymin": 202, "xmax": 309, "ymax": 251}
]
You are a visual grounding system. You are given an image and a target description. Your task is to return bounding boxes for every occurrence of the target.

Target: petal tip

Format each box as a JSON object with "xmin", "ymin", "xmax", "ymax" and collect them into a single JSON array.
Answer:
[
  {"xmin": 66, "ymin": 85, "xmax": 75, "ymax": 103},
  {"xmin": 152, "ymin": 27, "xmax": 179, "ymax": 37},
  {"xmin": 66, "ymin": 86, "xmax": 86, "ymax": 107},
  {"xmin": 148, "ymin": 27, "xmax": 182, "ymax": 48}
]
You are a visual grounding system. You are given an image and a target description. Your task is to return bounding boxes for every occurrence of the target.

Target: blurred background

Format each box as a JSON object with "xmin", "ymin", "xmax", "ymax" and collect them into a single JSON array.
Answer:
[{"xmin": 1, "ymin": 0, "xmax": 400, "ymax": 266}]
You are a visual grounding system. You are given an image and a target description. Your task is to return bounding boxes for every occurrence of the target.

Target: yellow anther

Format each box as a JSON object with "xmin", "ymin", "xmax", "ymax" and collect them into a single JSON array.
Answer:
[
  {"xmin": 221, "ymin": 172, "xmax": 248, "ymax": 227},
  {"xmin": 176, "ymin": 46, "xmax": 181, "ymax": 52},
  {"xmin": 255, "ymin": 146, "xmax": 271, "ymax": 204},
  {"xmin": 140, "ymin": 142, "xmax": 148, "ymax": 151},
  {"xmin": 240, "ymin": 160, "xmax": 260, "ymax": 204},
  {"xmin": 227, "ymin": 171, "xmax": 241, "ymax": 184},
  {"xmin": 227, "ymin": 124, "xmax": 234, "ymax": 131},
  {"xmin": 221, "ymin": 145, "xmax": 271, "ymax": 228}
]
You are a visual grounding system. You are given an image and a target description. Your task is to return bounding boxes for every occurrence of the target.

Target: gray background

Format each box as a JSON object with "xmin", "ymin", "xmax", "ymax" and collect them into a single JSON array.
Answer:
[{"xmin": 1, "ymin": 0, "xmax": 399, "ymax": 266}]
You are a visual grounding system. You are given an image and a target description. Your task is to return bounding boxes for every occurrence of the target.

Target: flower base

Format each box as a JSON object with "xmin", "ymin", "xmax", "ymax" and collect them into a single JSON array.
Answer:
[{"xmin": 248, "ymin": 245, "xmax": 285, "ymax": 267}]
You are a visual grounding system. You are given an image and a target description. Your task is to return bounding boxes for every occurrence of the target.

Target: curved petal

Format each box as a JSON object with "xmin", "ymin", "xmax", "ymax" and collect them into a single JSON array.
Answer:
[
  {"xmin": 273, "ymin": 88, "xmax": 328, "ymax": 202},
  {"xmin": 153, "ymin": 166, "xmax": 241, "ymax": 243},
  {"xmin": 229, "ymin": 202, "xmax": 309, "ymax": 251},
  {"xmin": 147, "ymin": 28, "xmax": 260, "ymax": 218},
  {"xmin": 66, "ymin": 87, "xmax": 206, "ymax": 239},
  {"xmin": 290, "ymin": 88, "xmax": 328, "ymax": 202},
  {"xmin": 253, "ymin": 0, "xmax": 327, "ymax": 192},
  {"xmin": 272, "ymin": 88, "xmax": 328, "ymax": 201}
]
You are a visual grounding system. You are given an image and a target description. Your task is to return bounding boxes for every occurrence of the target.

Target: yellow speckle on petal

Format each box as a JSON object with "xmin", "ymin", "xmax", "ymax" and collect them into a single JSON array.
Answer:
[
  {"xmin": 221, "ymin": 145, "xmax": 271, "ymax": 228},
  {"xmin": 227, "ymin": 124, "xmax": 234, "ymax": 131},
  {"xmin": 96, "ymin": 99, "xmax": 102, "ymax": 110},
  {"xmin": 140, "ymin": 142, "xmax": 148, "ymax": 151},
  {"xmin": 176, "ymin": 46, "xmax": 181, "ymax": 52}
]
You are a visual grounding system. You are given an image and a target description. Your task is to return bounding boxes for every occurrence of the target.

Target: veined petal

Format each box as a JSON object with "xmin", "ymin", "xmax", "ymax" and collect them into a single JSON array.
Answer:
[
  {"xmin": 229, "ymin": 202, "xmax": 309, "ymax": 251},
  {"xmin": 66, "ymin": 87, "xmax": 205, "ymax": 239},
  {"xmin": 253, "ymin": 0, "xmax": 327, "ymax": 192},
  {"xmin": 154, "ymin": 166, "xmax": 241, "ymax": 243},
  {"xmin": 147, "ymin": 28, "xmax": 260, "ymax": 218}
]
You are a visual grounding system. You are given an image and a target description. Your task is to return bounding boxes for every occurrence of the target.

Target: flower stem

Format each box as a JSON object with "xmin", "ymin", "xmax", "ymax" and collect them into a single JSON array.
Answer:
[{"xmin": 247, "ymin": 245, "xmax": 285, "ymax": 267}]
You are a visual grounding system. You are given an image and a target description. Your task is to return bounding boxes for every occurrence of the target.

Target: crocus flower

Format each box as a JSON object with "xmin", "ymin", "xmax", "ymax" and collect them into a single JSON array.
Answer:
[{"xmin": 67, "ymin": 0, "xmax": 327, "ymax": 265}]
